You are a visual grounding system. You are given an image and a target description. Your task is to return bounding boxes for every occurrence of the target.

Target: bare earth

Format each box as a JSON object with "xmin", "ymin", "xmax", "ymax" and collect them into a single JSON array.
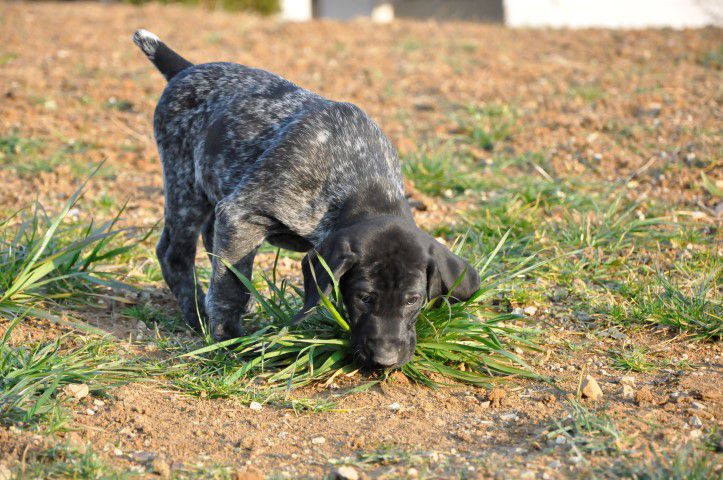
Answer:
[{"xmin": 0, "ymin": 2, "xmax": 721, "ymax": 479}]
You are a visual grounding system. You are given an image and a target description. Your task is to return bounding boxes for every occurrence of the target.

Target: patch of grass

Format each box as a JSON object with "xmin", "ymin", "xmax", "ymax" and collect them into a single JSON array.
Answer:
[
  {"xmin": 0, "ymin": 52, "xmax": 17, "ymax": 66},
  {"xmin": 700, "ymin": 44, "xmax": 723, "ymax": 70},
  {"xmin": 170, "ymin": 359, "xmax": 263, "ymax": 400},
  {"xmin": 548, "ymin": 399, "xmax": 625, "ymax": 456},
  {"xmin": 610, "ymin": 347, "xmax": 655, "ymax": 372},
  {"xmin": 402, "ymin": 148, "xmax": 479, "ymax": 197},
  {"xmin": 612, "ymin": 446, "xmax": 720, "ymax": 480},
  {"xmin": 0, "ymin": 135, "xmax": 100, "ymax": 178},
  {"xmin": 177, "ymin": 236, "xmax": 539, "ymax": 394},
  {"xmin": 605, "ymin": 267, "xmax": 721, "ymax": 341},
  {"xmin": 11, "ymin": 442, "xmax": 132, "ymax": 479},
  {"xmin": 168, "ymin": 348, "xmax": 339, "ymax": 413},
  {"xmin": 0, "ymin": 170, "xmax": 147, "ymax": 323},
  {"xmin": 0, "ymin": 134, "xmax": 42, "ymax": 158},
  {"xmin": 123, "ymin": 242, "xmax": 165, "ymax": 284},
  {"xmin": 125, "ymin": 0, "xmax": 279, "ymax": 15},
  {"xmin": 700, "ymin": 172, "xmax": 723, "ymax": 198},
  {"xmin": 454, "ymin": 104, "xmax": 515, "ymax": 151},
  {"xmin": 569, "ymin": 83, "xmax": 605, "ymax": 103},
  {"xmin": 549, "ymin": 196, "xmax": 667, "ymax": 253},
  {"xmin": 93, "ymin": 192, "xmax": 116, "ymax": 215},
  {"xmin": 123, "ymin": 303, "xmax": 184, "ymax": 333},
  {"xmin": 0, "ymin": 318, "xmax": 150, "ymax": 431},
  {"xmin": 354, "ymin": 443, "xmax": 425, "ymax": 468},
  {"xmin": 398, "ymin": 38, "xmax": 425, "ymax": 52},
  {"xmin": 0, "ymin": 134, "xmax": 50, "ymax": 176}
]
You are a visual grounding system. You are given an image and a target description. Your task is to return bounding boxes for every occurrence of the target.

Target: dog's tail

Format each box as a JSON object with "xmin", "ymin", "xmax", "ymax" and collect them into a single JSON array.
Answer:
[{"xmin": 132, "ymin": 29, "xmax": 193, "ymax": 81}]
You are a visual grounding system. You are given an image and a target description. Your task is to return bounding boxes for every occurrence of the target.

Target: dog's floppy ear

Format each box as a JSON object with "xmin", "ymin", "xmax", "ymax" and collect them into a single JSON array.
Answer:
[
  {"xmin": 425, "ymin": 235, "xmax": 480, "ymax": 303},
  {"xmin": 293, "ymin": 230, "xmax": 358, "ymax": 323}
]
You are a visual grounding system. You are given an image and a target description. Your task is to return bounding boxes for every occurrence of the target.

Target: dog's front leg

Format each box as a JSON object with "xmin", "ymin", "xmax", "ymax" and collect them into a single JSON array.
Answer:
[{"xmin": 205, "ymin": 200, "xmax": 268, "ymax": 341}]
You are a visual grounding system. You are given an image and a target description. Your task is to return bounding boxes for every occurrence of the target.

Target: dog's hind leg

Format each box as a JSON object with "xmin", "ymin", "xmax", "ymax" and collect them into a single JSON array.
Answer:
[{"xmin": 156, "ymin": 167, "xmax": 212, "ymax": 331}]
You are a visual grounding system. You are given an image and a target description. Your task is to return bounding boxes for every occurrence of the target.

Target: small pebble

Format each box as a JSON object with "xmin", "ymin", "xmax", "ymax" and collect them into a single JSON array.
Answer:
[
  {"xmin": 311, "ymin": 436, "xmax": 326, "ymax": 445},
  {"xmin": 488, "ymin": 388, "xmax": 506, "ymax": 407},
  {"xmin": 407, "ymin": 467, "xmax": 419, "ymax": 477},
  {"xmin": 555, "ymin": 435, "xmax": 567, "ymax": 445},
  {"xmin": 581, "ymin": 375, "xmax": 603, "ymax": 400},
  {"xmin": 635, "ymin": 386, "xmax": 654, "ymax": 405},
  {"xmin": 387, "ymin": 402, "xmax": 401, "ymax": 411},
  {"xmin": 249, "ymin": 401, "xmax": 262, "ymax": 411},
  {"xmin": 689, "ymin": 415, "xmax": 703, "ymax": 428},
  {"xmin": 500, "ymin": 413, "xmax": 519, "ymax": 421},
  {"xmin": 333, "ymin": 466, "xmax": 359, "ymax": 480},
  {"xmin": 63, "ymin": 383, "xmax": 90, "ymax": 401},
  {"xmin": 151, "ymin": 458, "xmax": 171, "ymax": 478}
]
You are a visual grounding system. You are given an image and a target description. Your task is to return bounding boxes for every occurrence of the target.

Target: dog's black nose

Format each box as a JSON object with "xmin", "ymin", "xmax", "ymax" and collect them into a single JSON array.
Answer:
[
  {"xmin": 365, "ymin": 338, "xmax": 402, "ymax": 369},
  {"xmin": 369, "ymin": 350, "xmax": 399, "ymax": 369}
]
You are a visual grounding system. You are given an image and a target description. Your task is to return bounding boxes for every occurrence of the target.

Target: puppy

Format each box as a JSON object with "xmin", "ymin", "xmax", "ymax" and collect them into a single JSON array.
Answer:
[{"xmin": 133, "ymin": 30, "xmax": 480, "ymax": 369}]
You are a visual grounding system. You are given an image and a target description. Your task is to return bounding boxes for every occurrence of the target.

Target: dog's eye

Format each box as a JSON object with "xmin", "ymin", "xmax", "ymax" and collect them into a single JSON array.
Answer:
[
  {"xmin": 359, "ymin": 293, "xmax": 374, "ymax": 304},
  {"xmin": 406, "ymin": 294, "xmax": 421, "ymax": 305}
]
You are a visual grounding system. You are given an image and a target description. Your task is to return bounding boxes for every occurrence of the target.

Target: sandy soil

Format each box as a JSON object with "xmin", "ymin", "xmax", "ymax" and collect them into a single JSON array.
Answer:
[{"xmin": 0, "ymin": 2, "xmax": 721, "ymax": 478}]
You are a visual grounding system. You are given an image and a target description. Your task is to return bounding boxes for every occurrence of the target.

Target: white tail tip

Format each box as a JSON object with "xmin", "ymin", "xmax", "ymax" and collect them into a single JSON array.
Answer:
[{"xmin": 132, "ymin": 29, "xmax": 161, "ymax": 59}]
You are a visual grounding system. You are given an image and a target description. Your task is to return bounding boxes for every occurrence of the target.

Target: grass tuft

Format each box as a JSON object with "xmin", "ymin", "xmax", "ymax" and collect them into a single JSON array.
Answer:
[
  {"xmin": 402, "ymin": 147, "xmax": 477, "ymax": 198},
  {"xmin": 10, "ymin": 442, "xmax": 131, "ymax": 479},
  {"xmin": 0, "ymin": 317, "xmax": 151, "ymax": 430},
  {"xmin": 177, "ymin": 235, "xmax": 540, "ymax": 394},
  {"xmin": 610, "ymin": 347, "xmax": 656, "ymax": 372},
  {"xmin": 548, "ymin": 399, "xmax": 625, "ymax": 456},
  {"xmin": 607, "ymin": 269, "xmax": 721, "ymax": 341},
  {"xmin": 612, "ymin": 445, "xmax": 720, "ymax": 480},
  {"xmin": 454, "ymin": 104, "xmax": 515, "ymax": 151},
  {"xmin": 0, "ymin": 167, "xmax": 149, "ymax": 326}
]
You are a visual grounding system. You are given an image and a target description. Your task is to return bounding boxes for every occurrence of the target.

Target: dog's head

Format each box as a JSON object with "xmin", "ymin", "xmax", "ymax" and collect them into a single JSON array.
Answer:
[{"xmin": 294, "ymin": 220, "xmax": 480, "ymax": 370}]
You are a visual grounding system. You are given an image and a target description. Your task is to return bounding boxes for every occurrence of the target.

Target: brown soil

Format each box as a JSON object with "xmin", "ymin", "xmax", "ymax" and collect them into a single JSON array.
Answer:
[{"xmin": 1, "ymin": 2, "xmax": 721, "ymax": 478}]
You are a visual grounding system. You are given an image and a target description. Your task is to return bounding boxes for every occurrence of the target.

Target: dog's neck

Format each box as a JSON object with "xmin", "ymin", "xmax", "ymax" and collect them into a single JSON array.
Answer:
[{"xmin": 333, "ymin": 181, "xmax": 413, "ymax": 229}]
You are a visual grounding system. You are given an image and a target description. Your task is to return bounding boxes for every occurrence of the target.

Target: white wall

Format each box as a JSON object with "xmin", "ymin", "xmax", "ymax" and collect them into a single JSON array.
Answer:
[
  {"xmin": 280, "ymin": 0, "xmax": 723, "ymax": 27},
  {"xmin": 279, "ymin": 0, "xmax": 312, "ymax": 21},
  {"xmin": 504, "ymin": 0, "xmax": 723, "ymax": 28}
]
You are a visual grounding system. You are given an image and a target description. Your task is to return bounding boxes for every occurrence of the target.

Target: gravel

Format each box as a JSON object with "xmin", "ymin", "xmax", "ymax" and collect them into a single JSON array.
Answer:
[
  {"xmin": 581, "ymin": 375, "xmax": 603, "ymax": 400},
  {"xmin": 634, "ymin": 386, "xmax": 654, "ymax": 405},
  {"xmin": 689, "ymin": 415, "xmax": 703, "ymax": 428}
]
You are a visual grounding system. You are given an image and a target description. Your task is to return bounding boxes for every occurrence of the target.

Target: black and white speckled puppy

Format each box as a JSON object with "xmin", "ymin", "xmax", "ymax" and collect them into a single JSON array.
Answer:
[{"xmin": 133, "ymin": 29, "xmax": 480, "ymax": 369}]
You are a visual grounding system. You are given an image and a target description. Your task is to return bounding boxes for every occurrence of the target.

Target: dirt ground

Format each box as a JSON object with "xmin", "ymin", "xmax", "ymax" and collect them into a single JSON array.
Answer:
[{"xmin": 1, "ymin": 2, "xmax": 721, "ymax": 479}]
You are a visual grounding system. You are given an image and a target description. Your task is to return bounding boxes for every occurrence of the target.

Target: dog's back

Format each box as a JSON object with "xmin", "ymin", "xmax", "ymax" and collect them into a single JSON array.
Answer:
[{"xmin": 133, "ymin": 30, "xmax": 402, "ymax": 211}]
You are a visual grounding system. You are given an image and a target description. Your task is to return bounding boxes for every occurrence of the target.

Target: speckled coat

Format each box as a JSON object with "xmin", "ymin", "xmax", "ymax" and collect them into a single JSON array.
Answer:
[{"xmin": 133, "ymin": 30, "xmax": 479, "ymax": 364}]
